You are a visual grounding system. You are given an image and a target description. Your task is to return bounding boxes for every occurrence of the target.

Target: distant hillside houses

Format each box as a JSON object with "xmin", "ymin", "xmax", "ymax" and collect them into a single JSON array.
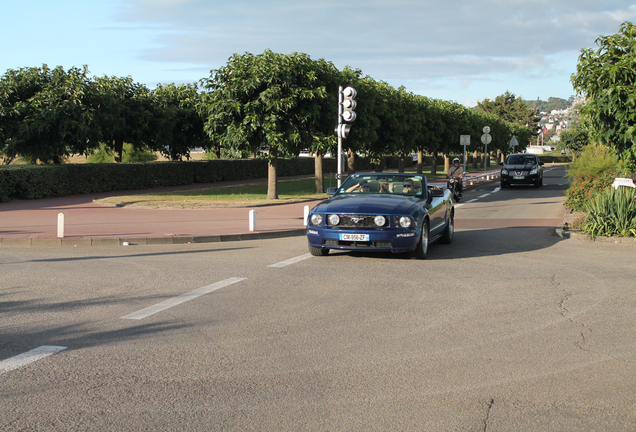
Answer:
[{"xmin": 537, "ymin": 97, "xmax": 583, "ymax": 141}]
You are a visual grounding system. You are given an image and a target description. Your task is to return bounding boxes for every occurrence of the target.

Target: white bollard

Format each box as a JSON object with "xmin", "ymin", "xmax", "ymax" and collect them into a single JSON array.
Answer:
[
  {"xmin": 57, "ymin": 212, "xmax": 65, "ymax": 238},
  {"xmin": 304, "ymin": 205, "xmax": 310, "ymax": 226},
  {"xmin": 249, "ymin": 209, "xmax": 256, "ymax": 232}
]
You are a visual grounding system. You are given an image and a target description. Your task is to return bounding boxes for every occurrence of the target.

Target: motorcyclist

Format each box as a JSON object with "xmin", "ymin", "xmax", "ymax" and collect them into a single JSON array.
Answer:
[{"xmin": 447, "ymin": 158, "xmax": 464, "ymax": 197}]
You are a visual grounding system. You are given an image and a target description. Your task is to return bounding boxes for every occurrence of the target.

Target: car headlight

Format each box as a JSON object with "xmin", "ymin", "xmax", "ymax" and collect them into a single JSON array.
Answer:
[
  {"xmin": 397, "ymin": 216, "xmax": 413, "ymax": 228},
  {"xmin": 328, "ymin": 214, "xmax": 340, "ymax": 225},
  {"xmin": 529, "ymin": 167, "xmax": 538, "ymax": 175},
  {"xmin": 374, "ymin": 215, "xmax": 386, "ymax": 227},
  {"xmin": 310, "ymin": 214, "xmax": 323, "ymax": 226},
  {"xmin": 501, "ymin": 169, "xmax": 509, "ymax": 175}
]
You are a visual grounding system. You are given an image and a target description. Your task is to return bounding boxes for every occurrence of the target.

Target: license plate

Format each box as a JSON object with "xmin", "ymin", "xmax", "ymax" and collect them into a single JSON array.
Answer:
[
  {"xmin": 340, "ymin": 233, "xmax": 369, "ymax": 241},
  {"xmin": 513, "ymin": 175, "xmax": 525, "ymax": 180}
]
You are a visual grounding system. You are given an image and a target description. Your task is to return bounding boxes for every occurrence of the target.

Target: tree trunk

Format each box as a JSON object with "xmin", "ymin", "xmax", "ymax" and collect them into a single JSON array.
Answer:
[
  {"xmin": 431, "ymin": 151, "xmax": 438, "ymax": 175},
  {"xmin": 114, "ymin": 138, "xmax": 124, "ymax": 163},
  {"xmin": 267, "ymin": 148, "xmax": 278, "ymax": 200},
  {"xmin": 444, "ymin": 154, "xmax": 450, "ymax": 174},
  {"xmin": 417, "ymin": 150, "xmax": 423, "ymax": 174},
  {"xmin": 215, "ymin": 145, "xmax": 221, "ymax": 159},
  {"xmin": 347, "ymin": 149, "xmax": 356, "ymax": 174},
  {"xmin": 314, "ymin": 154, "xmax": 324, "ymax": 193},
  {"xmin": 398, "ymin": 154, "xmax": 405, "ymax": 173},
  {"xmin": 472, "ymin": 150, "xmax": 478, "ymax": 168}
]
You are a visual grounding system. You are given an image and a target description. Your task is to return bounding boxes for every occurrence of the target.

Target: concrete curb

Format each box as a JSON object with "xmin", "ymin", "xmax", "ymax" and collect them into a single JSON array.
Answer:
[{"xmin": 0, "ymin": 229, "xmax": 307, "ymax": 248}]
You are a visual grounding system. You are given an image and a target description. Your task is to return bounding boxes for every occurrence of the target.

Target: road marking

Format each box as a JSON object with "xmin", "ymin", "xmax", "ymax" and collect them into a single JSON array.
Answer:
[
  {"xmin": 269, "ymin": 253, "xmax": 313, "ymax": 268},
  {"xmin": 478, "ymin": 193, "xmax": 490, "ymax": 198},
  {"xmin": 0, "ymin": 346, "xmax": 67, "ymax": 375},
  {"xmin": 121, "ymin": 277, "xmax": 246, "ymax": 320}
]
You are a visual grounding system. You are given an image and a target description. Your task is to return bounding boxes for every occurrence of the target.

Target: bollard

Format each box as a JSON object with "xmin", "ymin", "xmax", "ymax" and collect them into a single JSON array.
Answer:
[
  {"xmin": 249, "ymin": 209, "xmax": 256, "ymax": 232},
  {"xmin": 303, "ymin": 205, "xmax": 310, "ymax": 226},
  {"xmin": 57, "ymin": 212, "xmax": 65, "ymax": 238}
]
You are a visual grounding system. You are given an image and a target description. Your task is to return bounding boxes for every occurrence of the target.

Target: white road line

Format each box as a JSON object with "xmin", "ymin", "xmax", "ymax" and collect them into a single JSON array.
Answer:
[
  {"xmin": 269, "ymin": 253, "xmax": 313, "ymax": 268},
  {"xmin": 478, "ymin": 194, "xmax": 490, "ymax": 198},
  {"xmin": 465, "ymin": 199, "xmax": 478, "ymax": 203},
  {"xmin": 0, "ymin": 346, "xmax": 67, "ymax": 375},
  {"xmin": 121, "ymin": 277, "xmax": 246, "ymax": 320}
]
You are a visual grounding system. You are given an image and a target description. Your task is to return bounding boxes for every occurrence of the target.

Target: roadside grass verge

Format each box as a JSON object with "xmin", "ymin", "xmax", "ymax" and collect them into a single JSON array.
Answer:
[{"xmin": 94, "ymin": 169, "xmax": 449, "ymax": 208}]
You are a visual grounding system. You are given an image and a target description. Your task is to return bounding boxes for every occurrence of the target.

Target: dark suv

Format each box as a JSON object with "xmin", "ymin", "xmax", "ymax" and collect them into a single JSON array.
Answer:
[{"xmin": 499, "ymin": 153, "xmax": 544, "ymax": 188}]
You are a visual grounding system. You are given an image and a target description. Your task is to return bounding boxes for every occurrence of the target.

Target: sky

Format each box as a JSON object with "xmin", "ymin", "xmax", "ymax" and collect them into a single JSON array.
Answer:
[{"xmin": 2, "ymin": 0, "xmax": 635, "ymax": 107}]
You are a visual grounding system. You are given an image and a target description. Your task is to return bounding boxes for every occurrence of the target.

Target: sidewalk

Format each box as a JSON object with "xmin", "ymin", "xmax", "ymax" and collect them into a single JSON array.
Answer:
[{"xmin": 0, "ymin": 171, "xmax": 501, "ymax": 247}]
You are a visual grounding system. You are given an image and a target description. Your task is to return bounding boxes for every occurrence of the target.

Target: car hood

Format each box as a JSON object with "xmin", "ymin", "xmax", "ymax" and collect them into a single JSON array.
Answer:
[{"xmin": 312, "ymin": 195, "xmax": 419, "ymax": 214}]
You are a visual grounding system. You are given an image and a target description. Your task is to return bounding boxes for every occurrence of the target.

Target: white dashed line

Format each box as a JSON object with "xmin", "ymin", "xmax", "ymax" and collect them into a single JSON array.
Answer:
[
  {"xmin": 121, "ymin": 277, "xmax": 246, "ymax": 320},
  {"xmin": 269, "ymin": 253, "xmax": 313, "ymax": 268},
  {"xmin": 0, "ymin": 346, "xmax": 67, "ymax": 375}
]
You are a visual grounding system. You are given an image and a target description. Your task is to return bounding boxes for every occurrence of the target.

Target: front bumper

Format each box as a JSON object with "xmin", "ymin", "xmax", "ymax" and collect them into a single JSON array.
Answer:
[
  {"xmin": 501, "ymin": 172, "xmax": 540, "ymax": 185},
  {"xmin": 306, "ymin": 227, "xmax": 420, "ymax": 252}
]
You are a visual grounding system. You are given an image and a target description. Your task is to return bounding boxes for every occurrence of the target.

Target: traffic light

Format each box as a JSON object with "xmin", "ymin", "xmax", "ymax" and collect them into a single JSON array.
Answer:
[{"xmin": 340, "ymin": 86, "xmax": 357, "ymax": 122}]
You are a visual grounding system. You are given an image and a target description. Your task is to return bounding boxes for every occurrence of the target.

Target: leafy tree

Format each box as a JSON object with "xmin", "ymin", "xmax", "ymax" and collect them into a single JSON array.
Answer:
[
  {"xmin": 477, "ymin": 91, "xmax": 540, "ymax": 146},
  {"xmin": 0, "ymin": 65, "xmax": 95, "ymax": 164},
  {"xmin": 201, "ymin": 50, "xmax": 333, "ymax": 199},
  {"xmin": 89, "ymin": 76, "xmax": 152, "ymax": 163},
  {"xmin": 151, "ymin": 83, "xmax": 208, "ymax": 161},
  {"xmin": 560, "ymin": 128, "xmax": 589, "ymax": 158},
  {"xmin": 571, "ymin": 21, "xmax": 636, "ymax": 168}
]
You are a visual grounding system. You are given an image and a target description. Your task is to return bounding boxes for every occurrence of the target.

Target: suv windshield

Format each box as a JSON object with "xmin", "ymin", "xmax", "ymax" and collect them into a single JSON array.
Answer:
[{"xmin": 506, "ymin": 155, "xmax": 537, "ymax": 165}]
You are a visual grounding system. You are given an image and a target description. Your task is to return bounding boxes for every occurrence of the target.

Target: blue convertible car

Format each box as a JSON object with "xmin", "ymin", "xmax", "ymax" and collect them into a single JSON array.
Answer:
[{"xmin": 306, "ymin": 173, "xmax": 455, "ymax": 259}]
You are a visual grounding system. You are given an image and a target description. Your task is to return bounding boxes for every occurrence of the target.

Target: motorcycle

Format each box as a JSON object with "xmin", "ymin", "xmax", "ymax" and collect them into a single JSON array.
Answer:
[{"xmin": 446, "ymin": 176, "xmax": 463, "ymax": 202}]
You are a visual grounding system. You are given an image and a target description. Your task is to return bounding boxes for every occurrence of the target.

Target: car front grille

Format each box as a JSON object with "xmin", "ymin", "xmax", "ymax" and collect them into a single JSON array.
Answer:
[{"xmin": 327, "ymin": 214, "xmax": 388, "ymax": 228}]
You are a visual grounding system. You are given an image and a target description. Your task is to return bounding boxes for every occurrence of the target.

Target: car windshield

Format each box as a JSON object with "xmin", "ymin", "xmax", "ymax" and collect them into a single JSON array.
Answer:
[
  {"xmin": 338, "ymin": 175, "xmax": 424, "ymax": 196},
  {"xmin": 507, "ymin": 155, "xmax": 537, "ymax": 165}
]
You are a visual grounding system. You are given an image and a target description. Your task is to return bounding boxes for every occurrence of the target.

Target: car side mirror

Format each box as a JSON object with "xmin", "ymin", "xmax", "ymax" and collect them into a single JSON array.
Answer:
[
  {"xmin": 428, "ymin": 188, "xmax": 444, "ymax": 198},
  {"xmin": 499, "ymin": 162, "xmax": 503, "ymax": 166},
  {"xmin": 539, "ymin": 161, "xmax": 544, "ymax": 165},
  {"xmin": 326, "ymin": 187, "xmax": 337, "ymax": 196}
]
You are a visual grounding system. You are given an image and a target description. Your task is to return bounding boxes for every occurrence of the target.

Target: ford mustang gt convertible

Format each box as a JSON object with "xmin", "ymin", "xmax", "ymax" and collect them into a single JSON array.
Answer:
[{"xmin": 306, "ymin": 173, "xmax": 455, "ymax": 259}]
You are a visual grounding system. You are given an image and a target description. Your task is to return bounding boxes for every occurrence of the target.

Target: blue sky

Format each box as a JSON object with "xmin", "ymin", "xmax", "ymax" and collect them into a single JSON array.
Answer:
[{"xmin": 2, "ymin": 0, "xmax": 635, "ymax": 107}]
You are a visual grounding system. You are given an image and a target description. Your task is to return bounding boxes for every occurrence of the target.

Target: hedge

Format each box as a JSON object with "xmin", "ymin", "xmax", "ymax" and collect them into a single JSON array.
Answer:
[{"xmin": 0, "ymin": 158, "xmax": 343, "ymax": 202}]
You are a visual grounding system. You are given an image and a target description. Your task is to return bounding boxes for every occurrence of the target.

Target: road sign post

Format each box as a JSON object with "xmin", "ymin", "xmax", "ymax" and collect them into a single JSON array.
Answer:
[
  {"xmin": 481, "ymin": 127, "xmax": 492, "ymax": 173},
  {"xmin": 460, "ymin": 135, "xmax": 470, "ymax": 173}
]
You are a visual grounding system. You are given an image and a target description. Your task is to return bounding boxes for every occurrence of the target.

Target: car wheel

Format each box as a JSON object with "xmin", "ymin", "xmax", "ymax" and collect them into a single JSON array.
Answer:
[
  {"xmin": 534, "ymin": 178, "xmax": 541, "ymax": 188},
  {"xmin": 309, "ymin": 245, "xmax": 329, "ymax": 256},
  {"xmin": 412, "ymin": 219, "xmax": 429, "ymax": 259},
  {"xmin": 440, "ymin": 210, "xmax": 454, "ymax": 244},
  {"xmin": 500, "ymin": 181, "xmax": 508, "ymax": 188}
]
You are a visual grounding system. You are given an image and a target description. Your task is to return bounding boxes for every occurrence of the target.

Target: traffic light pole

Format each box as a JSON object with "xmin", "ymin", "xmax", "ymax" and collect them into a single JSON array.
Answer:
[{"xmin": 337, "ymin": 86, "xmax": 343, "ymax": 188}]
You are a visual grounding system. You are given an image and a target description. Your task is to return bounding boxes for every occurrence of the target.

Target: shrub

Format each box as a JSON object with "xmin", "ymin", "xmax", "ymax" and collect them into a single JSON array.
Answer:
[{"xmin": 582, "ymin": 186, "xmax": 636, "ymax": 238}]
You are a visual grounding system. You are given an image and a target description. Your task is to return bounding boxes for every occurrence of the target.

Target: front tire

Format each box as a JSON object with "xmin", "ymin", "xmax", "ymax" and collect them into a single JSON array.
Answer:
[
  {"xmin": 309, "ymin": 245, "xmax": 329, "ymax": 256},
  {"xmin": 412, "ymin": 219, "xmax": 430, "ymax": 259}
]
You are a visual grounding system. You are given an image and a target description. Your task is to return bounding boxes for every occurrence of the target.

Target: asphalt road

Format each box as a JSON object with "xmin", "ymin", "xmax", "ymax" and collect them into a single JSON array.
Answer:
[{"xmin": 1, "ymin": 166, "xmax": 635, "ymax": 431}]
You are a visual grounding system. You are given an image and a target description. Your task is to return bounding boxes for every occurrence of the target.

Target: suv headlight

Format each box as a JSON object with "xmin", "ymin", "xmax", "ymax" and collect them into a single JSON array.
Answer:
[
  {"xmin": 529, "ymin": 167, "xmax": 538, "ymax": 175},
  {"xmin": 501, "ymin": 169, "xmax": 509, "ymax": 175}
]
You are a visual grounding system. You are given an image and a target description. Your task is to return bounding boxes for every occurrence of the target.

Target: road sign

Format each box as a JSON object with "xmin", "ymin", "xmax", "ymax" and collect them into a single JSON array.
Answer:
[
  {"xmin": 460, "ymin": 135, "xmax": 470, "ymax": 145},
  {"xmin": 510, "ymin": 135, "xmax": 519, "ymax": 147},
  {"xmin": 481, "ymin": 133, "xmax": 492, "ymax": 145},
  {"xmin": 483, "ymin": 126, "xmax": 491, "ymax": 134}
]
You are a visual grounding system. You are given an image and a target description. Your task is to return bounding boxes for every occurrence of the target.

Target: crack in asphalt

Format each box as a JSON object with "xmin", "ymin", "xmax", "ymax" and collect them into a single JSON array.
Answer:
[
  {"xmin": 483, "ymin": 398, "xmax": 495, "ymax": 432},
  {"xmin": 553, "ymin": 274, "xmax": 592, "ymax": 352}
]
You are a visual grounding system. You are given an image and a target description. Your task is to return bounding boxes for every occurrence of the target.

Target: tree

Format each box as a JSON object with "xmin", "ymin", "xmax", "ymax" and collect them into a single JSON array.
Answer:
[
  {"xmin": 151, "ymin": 83, "xmax": 208, "ymax": 161},
  {"xmin": 0, "ymin": 65, "xmax": 95, "ymax": 164},
  {"xmin": 571, "ymin": 21, "xmax": 636, "ymax": 168},
  {"xmin": 477, "ymin": 91, "xmax": 540, "ymax": 146},
  {"xmin": 560, "ymin": 128, "xmax": 589, "ymax": 158},
  {"xmin": 201, "ymin": 50, "xmax": 332, "ymax": 199},
  {"xmin": 89, "ymin": 76, "xmax": 152, "ymax": 163}
]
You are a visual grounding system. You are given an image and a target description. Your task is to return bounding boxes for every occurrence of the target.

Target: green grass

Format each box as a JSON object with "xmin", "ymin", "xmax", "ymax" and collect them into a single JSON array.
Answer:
[{"xmin": 95, "ymin": 169, "xmax": 450, "ymax": 208}]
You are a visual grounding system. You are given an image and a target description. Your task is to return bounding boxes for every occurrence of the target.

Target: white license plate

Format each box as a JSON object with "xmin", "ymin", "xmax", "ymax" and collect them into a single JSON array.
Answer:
[
  {"xmin": 340, "ymin": 233, "xmax": 369, "ymax": 241},
  {"xmin": 513, "ymin": 175, "xmax": 525, "ymax": 179}
]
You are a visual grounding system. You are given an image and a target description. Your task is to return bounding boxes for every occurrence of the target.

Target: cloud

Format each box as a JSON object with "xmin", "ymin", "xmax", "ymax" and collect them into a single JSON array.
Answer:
[{"xmin": 107, "ymin": 0, "xmax": 636, "ymax": 100}]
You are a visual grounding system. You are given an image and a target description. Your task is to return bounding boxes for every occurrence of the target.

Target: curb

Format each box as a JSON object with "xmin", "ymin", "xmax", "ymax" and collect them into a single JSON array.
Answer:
[
  {"xmin": 554, "ymin": 210, "xmax": 636, "ymax": 245},
  {"xmin": 0, "ymin": 229, "xmax": 307, "ymax": 248}
]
